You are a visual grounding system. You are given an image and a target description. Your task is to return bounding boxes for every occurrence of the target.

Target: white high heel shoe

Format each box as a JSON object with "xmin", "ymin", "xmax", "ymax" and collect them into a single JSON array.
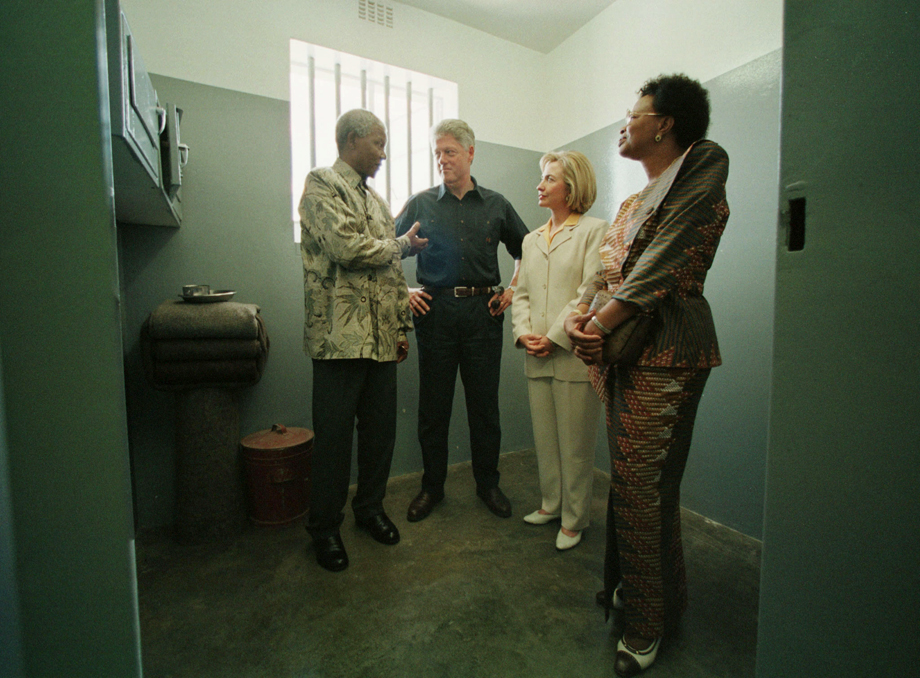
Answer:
[
  {"xmin": 555, "ymin": 528, "xmax": 582, "ymax": 550},
  {"xmin": 523, "ymin": 510, "xmax": 560, "ymax": 525}
]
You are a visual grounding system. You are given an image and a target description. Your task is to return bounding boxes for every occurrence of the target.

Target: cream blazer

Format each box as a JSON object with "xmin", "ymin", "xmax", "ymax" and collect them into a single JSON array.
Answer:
[{"xmin": 512, "ymin": 214, "xmax": 608, "ymax": 382}]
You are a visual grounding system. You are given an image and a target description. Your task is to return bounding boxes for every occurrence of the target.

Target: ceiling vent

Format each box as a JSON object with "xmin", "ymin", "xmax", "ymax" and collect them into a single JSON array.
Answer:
[{"xmin": 358, "ymin": 0, "xmax": 394, "ymax": 28}]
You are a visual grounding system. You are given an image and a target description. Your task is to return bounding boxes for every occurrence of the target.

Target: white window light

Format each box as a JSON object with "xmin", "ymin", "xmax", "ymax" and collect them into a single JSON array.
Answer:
[{"xmin": 289, "ymin": 39, "xmax": 459, "ymax": 242}]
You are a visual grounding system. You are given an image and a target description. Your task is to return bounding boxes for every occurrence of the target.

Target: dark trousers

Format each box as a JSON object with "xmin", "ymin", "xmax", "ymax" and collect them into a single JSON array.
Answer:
[
  {"xmin": 414, "ymin": 295, "xmax": 503, "ymax": 495},
  {"xmin": 307, "ymin": 358, "xmax": 397, "ymax": 539}
]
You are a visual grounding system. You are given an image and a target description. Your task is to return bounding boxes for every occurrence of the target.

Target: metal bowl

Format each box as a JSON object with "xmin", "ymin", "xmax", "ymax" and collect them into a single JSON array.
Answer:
[{"xmin": 179, "ymin": 290, "xmax": 235, "ymax": 303}]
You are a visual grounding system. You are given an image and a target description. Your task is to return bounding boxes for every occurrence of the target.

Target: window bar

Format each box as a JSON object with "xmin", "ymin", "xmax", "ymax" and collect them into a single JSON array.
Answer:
[
  {"xmin": 428, "ymin": 87, "xmax": 435, "ymax": 185},
  {"xmin": 360, "ymin": 69, "xmax": 367, "ymax": 109},
  {"xmin": 406, "ymin": 82, "xmax": 412, "ymax": 195},
  {"xmin": 334, "ymin": 62, "xmax": 342, "ymax": 119},
  {"xmin": 384, "ymin": 75, "xmax": 391, "ymax": 204},
  {"xmin": 308, "ymin": 56, "xmax": 317, "ymax": 169}
]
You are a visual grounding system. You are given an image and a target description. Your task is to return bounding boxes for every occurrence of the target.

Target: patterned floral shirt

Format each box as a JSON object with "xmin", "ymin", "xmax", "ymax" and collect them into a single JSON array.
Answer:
[
  {"xmin": 299, "ymin": 158, "xmax": 413, "ymax": 361},
  {"xmin": 580, "ymin": 140, "xmax": 730, "ymax": 369}
]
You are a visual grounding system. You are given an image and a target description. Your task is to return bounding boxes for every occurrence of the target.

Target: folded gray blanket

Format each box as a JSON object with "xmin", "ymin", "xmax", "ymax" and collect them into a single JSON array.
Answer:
[
  {"xmin": 153, "ymin": 339, "xmax": 264, "ymax": 362},
  {"xmin": 141, "ymin": 306, "xmax": 270, "ymax": 391},
  {"xmin": 146, "ymin": 300, "xmax": 262, "ymax": 340}
]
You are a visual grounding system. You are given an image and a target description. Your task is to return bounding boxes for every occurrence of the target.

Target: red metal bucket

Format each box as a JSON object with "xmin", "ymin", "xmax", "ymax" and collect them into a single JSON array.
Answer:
[{"xmin": 240, "ymin": 424, "xmax": 313, "ymax": 525}]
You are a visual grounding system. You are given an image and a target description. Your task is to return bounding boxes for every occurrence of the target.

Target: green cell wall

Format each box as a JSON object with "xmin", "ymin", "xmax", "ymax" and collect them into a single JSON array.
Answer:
[
  {"xmin": 756, "ymin": 1, "xmax": 920, "ymax": 675},
  {"xmin": 0, "ymin": 0, "xmax": 142, "ymax": 675},
  {"xmin": 0, "ymin": 351, "xmax": 24, "ymax": 678}
]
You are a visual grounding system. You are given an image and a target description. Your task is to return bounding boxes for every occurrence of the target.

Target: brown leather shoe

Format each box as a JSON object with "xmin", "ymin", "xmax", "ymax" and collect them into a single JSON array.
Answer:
[
  {"xmin": 406, "ymin": 490, "xmax": 442, "ymax": 522},
  {"xmin": 477, "ymin": 486, "xmax": 512, "ymax": 518}
]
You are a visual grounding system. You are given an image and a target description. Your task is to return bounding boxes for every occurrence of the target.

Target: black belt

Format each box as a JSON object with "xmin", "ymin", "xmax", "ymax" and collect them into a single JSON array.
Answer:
[{"xmin": 424, "ymin": 286, "xmax": 497, "ymax": 298}]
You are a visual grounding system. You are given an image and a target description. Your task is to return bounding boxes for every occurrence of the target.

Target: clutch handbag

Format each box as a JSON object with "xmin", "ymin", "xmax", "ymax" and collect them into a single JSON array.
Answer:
[{"xmin": 588, "ymin": 290, "xmax": 654, "ymax": 365}]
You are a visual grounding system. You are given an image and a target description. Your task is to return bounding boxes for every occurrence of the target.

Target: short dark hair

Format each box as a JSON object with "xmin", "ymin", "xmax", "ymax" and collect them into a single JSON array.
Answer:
[
  {"xmin": 639, "ymin": 74, "xmax": 710, "ymax": 148},
  {"xmin": 335, "ymin": 109, "xmax": 385, "ymax": 153}
]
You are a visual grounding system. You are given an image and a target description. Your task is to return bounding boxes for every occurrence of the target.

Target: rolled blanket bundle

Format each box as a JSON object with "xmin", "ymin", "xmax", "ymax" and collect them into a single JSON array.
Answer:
[
  {"xmin": 142, "ymin": 300, "xmax": 270, "ymax": 391},
  {"xmin": 146, "ymin": 300, "xmax": 262, "ymax": 340},
  {"xmin": 153, "ymin": 339, "xmax": 264, "ymax": 362}
]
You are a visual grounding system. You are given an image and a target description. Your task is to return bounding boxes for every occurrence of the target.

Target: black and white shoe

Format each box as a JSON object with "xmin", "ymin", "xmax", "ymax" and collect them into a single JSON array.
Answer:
[{"xmin": 614, "ymin": 635, "xmax": 661, "ymax": 677}]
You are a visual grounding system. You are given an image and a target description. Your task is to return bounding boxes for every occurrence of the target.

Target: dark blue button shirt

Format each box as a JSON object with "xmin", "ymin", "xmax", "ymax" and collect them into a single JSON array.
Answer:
[{"xmin": 395, "ymin": 178, "xmax": 529, "ymax": 288}]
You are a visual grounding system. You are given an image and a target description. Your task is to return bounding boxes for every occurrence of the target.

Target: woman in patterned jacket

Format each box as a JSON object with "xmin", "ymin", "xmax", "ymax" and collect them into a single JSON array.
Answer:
[{"xmin": 564, "ymin": 74, "xmax": 730, "ymax": 677}]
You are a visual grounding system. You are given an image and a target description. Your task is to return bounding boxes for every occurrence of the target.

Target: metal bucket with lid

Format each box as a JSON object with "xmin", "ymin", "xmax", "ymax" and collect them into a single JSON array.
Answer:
[{"xmin": 240, "ymin": 424, "xmax": 313, "ymax": 525}]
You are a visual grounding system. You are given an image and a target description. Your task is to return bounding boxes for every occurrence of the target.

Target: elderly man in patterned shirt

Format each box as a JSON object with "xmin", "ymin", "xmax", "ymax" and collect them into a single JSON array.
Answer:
[{"xmin": 299, "ymin": 109, "xmax": 427, "ymax": 572}]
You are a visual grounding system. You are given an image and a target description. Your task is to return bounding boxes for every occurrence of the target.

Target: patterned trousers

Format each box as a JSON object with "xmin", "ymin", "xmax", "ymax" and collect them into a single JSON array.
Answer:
[{"xmin": 603, "ymin": 364, "xmax": 711, "ymax": 639}]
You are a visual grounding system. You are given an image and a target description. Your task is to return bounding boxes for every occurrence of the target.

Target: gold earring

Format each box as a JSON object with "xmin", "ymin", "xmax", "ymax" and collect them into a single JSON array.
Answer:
[{"xmin": 655, "ymin": 134, "xmax": 662, "ymax": 143}]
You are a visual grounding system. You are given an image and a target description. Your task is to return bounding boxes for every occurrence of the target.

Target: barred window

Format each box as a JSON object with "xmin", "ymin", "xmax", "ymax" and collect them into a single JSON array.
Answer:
[{"xmin": 290, "ymin": 39, "xmax": 459, "ymax": 241}]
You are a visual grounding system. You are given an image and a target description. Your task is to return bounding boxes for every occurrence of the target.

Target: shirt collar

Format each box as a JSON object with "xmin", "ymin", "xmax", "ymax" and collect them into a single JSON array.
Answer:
[
  {"xmin": 333, "ymin": 157, "xmax": 367, "ymax": 190},
  {"xmin": 536, "ymin": 212, "xmax": 581, "ymax": 233},
  {"xmin": 437, "ymin": 176, "xmax": 482, "ymax": 201}
]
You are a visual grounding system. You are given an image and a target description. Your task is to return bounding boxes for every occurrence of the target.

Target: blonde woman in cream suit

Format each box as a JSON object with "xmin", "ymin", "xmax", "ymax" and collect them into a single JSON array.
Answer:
[{"xmin": 512, "ymin": 150, "xmax": 607, "ymax": 551}]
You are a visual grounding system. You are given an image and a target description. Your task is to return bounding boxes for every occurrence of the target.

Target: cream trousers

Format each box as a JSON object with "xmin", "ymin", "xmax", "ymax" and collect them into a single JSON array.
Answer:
[{"xmin": 527, "ymin": 376, "xmax": 602, "ymax": 531}]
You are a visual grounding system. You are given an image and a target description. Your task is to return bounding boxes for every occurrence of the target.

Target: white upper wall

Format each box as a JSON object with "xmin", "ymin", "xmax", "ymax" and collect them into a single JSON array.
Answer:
[
  {"xmin": 119, "ymin": 0, "xmax": 782, "ymax": 152},
  {"xmin": 543, "ymin": 0, "xmax": 783, "ymax": 149},
  {"xmin": 118, "ymin": 0, "xmax": 544, "ymax": 151}
]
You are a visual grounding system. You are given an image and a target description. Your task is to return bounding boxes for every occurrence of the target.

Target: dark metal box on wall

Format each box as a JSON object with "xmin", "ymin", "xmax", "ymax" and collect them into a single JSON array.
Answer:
[
  {"xmin": 105, "ymin": 0, "xmax": 184, "ymax": 226},
  {"xmin": 240, "ymin": 425, "xmax": 313, "ymax": 525}
]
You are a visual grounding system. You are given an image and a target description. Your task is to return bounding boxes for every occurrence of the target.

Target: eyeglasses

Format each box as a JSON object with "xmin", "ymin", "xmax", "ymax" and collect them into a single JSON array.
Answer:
[{"xmin": 625, "ymin": 109, "xmax": 665, "ymax": 123}]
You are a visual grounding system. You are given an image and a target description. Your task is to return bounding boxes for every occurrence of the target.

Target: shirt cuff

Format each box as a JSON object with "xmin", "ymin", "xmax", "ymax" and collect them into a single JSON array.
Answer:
[{"xmin": 396, "ymin": 234, "xmax": 412, "ymax": 258}]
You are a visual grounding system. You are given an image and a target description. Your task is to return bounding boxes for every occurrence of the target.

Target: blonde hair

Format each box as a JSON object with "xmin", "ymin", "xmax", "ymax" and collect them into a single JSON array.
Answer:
[{"xmin": 539, "ymin": 150, "xmax": 597, "ymax": 214}]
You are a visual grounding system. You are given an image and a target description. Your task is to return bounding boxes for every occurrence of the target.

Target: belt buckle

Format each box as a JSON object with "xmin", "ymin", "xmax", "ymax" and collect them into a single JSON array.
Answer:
[{"xmin": 454, "ymin": 287, "xmax": 468, "ymax": 298}]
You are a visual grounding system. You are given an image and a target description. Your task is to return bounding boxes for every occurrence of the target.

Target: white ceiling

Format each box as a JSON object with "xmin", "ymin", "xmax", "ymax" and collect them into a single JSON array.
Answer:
[{"xmin": 394, "ymin": 0, "xmax": 619, "ymax": 53}]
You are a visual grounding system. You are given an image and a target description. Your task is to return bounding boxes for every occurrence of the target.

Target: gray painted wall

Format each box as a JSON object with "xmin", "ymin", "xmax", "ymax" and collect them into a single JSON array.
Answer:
[
  {"xmin": 566, "ymin": 51, "xmax": 781, "ymax": 538},
  {"xmin": 121, "ymin": 76, "xmax": 302, "ymax": 528},
  {"xmin": 686, "ymin": 52, "xmax": 779, "ymax": 539},
  {"xmin": 121, "ymin": 76, "xmax": 545, "ymax": 528}
]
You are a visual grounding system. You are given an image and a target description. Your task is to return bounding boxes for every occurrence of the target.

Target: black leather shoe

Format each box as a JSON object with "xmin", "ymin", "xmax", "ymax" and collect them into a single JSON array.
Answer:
[
  {"xmin": 477, "ymin": 486, "xmax": 512, "ymax": 518},
  {"xmin": 596, "ymin": 589, "xmax": 611, "ymax": 608},
  {"xmin": 313, "ymin": 533, "xmax": 348, "ymax": 572},
  {"xmin": 407, "ymin": 490, "xmax": 442, "ymax": 523},
  {"xmin": 356, "ymin": 512, "xmax": 400, "ymax": 545}
]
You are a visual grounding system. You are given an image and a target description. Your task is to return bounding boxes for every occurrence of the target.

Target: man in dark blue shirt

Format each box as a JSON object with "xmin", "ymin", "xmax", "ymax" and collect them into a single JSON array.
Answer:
[{"xmin": 395, "ymin": 119, "xmax": 529, "ymax": 522}]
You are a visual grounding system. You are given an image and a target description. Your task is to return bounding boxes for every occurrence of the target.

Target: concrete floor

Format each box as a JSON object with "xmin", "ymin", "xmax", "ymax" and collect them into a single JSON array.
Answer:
[{"xmin": 136, "ymin": 449, "xmax": 761, "ymax": 678}]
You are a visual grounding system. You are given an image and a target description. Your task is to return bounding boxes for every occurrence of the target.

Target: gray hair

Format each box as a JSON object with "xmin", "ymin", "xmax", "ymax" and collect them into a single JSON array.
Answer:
[
  {"xmin": 336, "ymin": 109, "xmax": 385, "ymax": 152},
  {"xmin": 430, "ymin": 118, "xmax": 475, "ymax": 150}
]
